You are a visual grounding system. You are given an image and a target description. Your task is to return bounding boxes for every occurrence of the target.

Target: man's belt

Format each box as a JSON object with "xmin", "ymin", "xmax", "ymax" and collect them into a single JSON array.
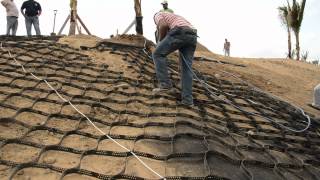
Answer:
[{"xmin": 178, "ymin": 26, "xmax": 197, "ymax": 36}]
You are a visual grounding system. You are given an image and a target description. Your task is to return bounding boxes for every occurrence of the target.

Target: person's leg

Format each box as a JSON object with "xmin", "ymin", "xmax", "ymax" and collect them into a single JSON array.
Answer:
[
  {"xmin": 25, "ymin": 16, "xmax": 32, "ymax": 36},
  {"xmin": 152, "ymin": 34, "xmax": 181, "ymax": 89},
  {"xmin": 33, "ymin": 16, "xmax": 41, "ymax": 35},
  {"xmin": 6, "ymin": 16, "xmax": 14, "ymax": 35},
  {"xmin": 179, "ymin": 37, "xmax": 197, "ymax": 105},
  {"xmin": 12, "ymin": 17, "xmax": 18, "ymax": 36}
]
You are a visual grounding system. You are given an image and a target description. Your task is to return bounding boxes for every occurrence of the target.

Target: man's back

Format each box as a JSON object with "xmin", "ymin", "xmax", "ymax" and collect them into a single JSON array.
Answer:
[
  {"xmin": 154, "ymin": 12, "xmax": 194, "ymax": 30},
  {"xmin": 21, "ymin": 0, "xmax": 41, "ymax": 16},
  {"xmin": 227, "ymin": 41, "xmax": 230, "ymax": 49},
  {"xmin": 224, "ymin": 41, "xmax": 230, "ymax": 50}
]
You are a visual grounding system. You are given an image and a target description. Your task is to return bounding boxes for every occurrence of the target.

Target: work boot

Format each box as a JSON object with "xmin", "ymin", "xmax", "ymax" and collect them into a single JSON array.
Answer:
[
  {"xmin": 152, "ymin": 88, "xmax": 176, "ymax": 95},
  {"xmin": 177, "ymin": 100, "xmax": 194, "ymax": 107}
]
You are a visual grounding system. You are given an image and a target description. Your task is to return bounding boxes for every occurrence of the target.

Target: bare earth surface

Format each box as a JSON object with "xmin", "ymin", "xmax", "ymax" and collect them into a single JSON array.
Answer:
[
  {"xmin": 60, "ymin": 35, "xmax": 320, "ymax": 116},
  {"xmin": 0, "ymin": 35, "xmax": 319, "ymax": 180},
  {"xmin": 194, "ymin": 50, "xmax": 320, "ymax": 116}
]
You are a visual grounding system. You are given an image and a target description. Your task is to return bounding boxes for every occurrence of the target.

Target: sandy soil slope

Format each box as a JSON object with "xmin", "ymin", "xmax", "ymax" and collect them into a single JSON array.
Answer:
[
  {"xmin": 194, "ymin": 50, "xmax": 320, "ymax": 116},
  {"xmin": 60, "ymin": 35, "xmax": 320, "ymax": 116},
  {"xmin": 0, "ymin": 35, "xmax": 319, "ymax": 180}
]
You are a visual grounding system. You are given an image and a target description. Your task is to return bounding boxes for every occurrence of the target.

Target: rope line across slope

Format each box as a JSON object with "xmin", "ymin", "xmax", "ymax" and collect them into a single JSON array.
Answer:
[{"xmin": 0, "ymin": 42, "xmax": 166, "ymax": 180}]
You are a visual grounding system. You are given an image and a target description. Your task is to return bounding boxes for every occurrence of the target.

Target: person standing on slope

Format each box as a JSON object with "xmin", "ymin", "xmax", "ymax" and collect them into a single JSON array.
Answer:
[
  {"xmin": 160, "ymin": 0, "xmax": 174, "ymax": 13},
  {"xmin": 223, "ymin": 38, "xmax": 231, "ymax": 57},
  {"xmin": 155, "ymin": 1, "xmax": 174, "ymax": 42},
  {"xmin": 1, "ymin": 0, "xmax": 19, "ymax": 36},
  {"xmin": 21, "ymin": 0, "xmax": 42, "ymax": 36},
  {"xmin": 152, "ymin": 12, "xmax": 198, "ymax": 106}
]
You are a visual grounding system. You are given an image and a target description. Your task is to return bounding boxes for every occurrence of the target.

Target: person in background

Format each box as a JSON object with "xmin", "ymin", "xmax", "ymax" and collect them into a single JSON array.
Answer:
[
  {"xmin": 21, "ymin": 0, "xmax": 41, "ymax": 36},
  {"xmin": 160, "ymin": 0, "xmax": 174, "ymax": 13},
  {"xmin": 223, "ymin": 38, "xmax": 231, "ymax": 57},
  {"xmin": 1, "ymin": 0, "xmax": 19, "ymax": 36},
  {"xmin": 152, "ymin": 12, "xmax": 197, "ymax": 106},
  {"xmin": 311, "ymin": 84, "xmax": 320, "ymax": 110},
  {"xmin": 155, "ymin": 1, "xmax": 174, "ymax": 42}
]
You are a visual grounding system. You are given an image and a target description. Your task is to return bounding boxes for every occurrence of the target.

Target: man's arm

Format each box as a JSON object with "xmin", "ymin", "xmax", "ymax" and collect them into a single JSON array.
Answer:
[
  {"xmin": 37, "ymin": 2, "xmax": 42, "ymax": 16},
  {"xmin": 20, "ymin": 9, "xmax": 25, "ymax": 17},
  {"xmin": 1, "ymin": 0, "xmax": 8, "ymax": 7},
  {"xmin": 21, "ymin": 3, "xmax": 25, "ymax": 17},
  {"xmin": 157, "ymin": 19, "xmax": 169, "ymax": 42}
]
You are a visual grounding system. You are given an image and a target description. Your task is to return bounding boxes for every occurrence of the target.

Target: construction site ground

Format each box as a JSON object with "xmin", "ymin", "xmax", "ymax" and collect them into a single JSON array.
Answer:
[
  {"xmin": 0, "ymin": 35, "xmax": 319, "ymax": 180},
  {"xmin": 61, "ymin": 35, "xmax": 320, "ymax": 117},
  {"xmin": 194, "ymin": 53, "xmax": 320, "ymax": 117}
]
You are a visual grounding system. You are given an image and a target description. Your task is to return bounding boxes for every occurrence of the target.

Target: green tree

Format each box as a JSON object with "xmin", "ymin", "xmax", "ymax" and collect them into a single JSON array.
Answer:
[
  {"xmin": 287, "ymin": 0, "xmax": 307, "ymax": 60},
  {"xmin": 278, "ymin": 5, "xmax": 292, "ymax": 59}
]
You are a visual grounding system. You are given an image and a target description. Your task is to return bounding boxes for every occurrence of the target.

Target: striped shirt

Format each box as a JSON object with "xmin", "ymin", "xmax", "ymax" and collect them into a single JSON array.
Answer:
[{"xmin": 154, "ymin": 12, "xmax": 194, "ymax": 30}]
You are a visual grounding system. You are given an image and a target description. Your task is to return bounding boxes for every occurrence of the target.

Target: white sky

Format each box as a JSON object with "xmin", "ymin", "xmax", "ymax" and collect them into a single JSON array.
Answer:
[{"xmin": 1, "ymin": 0, "xmax": 319, "ymax": 60}]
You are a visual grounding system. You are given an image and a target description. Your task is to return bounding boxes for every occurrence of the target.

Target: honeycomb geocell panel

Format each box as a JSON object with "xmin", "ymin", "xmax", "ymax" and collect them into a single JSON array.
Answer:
[{"xmin": 0, "ymin": 36, "xmax": 319, "ymax": 180}]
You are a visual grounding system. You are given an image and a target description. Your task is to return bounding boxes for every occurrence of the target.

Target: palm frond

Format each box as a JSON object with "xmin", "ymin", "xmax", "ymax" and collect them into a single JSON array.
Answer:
[{"xmin": 278, "ymin": 6, "xmax": 289, "ymax": 26}]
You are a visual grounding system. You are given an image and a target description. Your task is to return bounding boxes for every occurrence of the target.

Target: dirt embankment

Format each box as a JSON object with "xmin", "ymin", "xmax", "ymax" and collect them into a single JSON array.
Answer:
[
  {"xmin": 194, "ymin": 50, "xmax": 320, "ymax": 116},
  {"xmin": 59, "ymin": 35, "xmax": 320, "ymax": 116}
]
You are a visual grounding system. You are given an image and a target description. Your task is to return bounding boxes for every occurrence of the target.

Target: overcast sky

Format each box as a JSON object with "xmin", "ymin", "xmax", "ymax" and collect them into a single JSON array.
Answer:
[{"xmin": 1, "ymin": 0, "xmax": 319, "ymax": 60}]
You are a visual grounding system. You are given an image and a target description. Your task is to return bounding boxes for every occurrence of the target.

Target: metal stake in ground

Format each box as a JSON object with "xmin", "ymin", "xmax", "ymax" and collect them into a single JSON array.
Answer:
[{"xmin": 51, "ymin": 10, "xmax": 58, "ymax": 36}]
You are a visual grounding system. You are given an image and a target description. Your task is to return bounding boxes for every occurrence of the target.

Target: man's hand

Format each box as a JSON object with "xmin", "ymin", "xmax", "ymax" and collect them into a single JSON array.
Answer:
[
  {"xmin": 20, "ymin": 9, "xmax": 26, "ymax": 17},
  {"xmin": 149, "ymin": 46, "xmax": 156, "ymax": 52},
  {"xmin": 1, "ymin": 0, "xmax": 7, "ymax": 7}
]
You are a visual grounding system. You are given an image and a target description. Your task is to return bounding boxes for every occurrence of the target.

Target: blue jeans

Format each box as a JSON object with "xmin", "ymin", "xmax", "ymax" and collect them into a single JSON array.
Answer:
[
  {"xmin": 153, "ymin": 26, "xmax": 197, "ymax": 104},
  {"xmin": 25, "ymin": 16, "xmax": 41, "ymax": 36},
  {"xmin": 6, "ymin": 16, "xmax": 18, "ymax": 36}
]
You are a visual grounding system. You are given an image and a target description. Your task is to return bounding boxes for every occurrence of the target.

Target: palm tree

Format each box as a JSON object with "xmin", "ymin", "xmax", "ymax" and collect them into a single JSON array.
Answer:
[
  {"xmin": 278, "ymin": 6, "xmax": 292, "ymax": 59},
  {"xmin": 287, "ymin": 0, "xmax": 307, "ymax": 60}
]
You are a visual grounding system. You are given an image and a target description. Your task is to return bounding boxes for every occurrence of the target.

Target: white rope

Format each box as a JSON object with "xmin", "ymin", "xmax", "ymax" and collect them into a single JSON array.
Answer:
[
  {"xmin": 217, "ymin": 69, "xmax": 311, "ymax": 123},
  {"xmin": 143, "ymin": 40, "xmax": 153, "ymax": 59},
  {"xmin": 142, "ymin": 39, "xmax": 311, "ymax": 133},
  {"xmin": 181, "ymin": 53, "xmax": 311, "ymax": 133},
  {"xmin": 1, "ymin": 43, "xmax": 165, "ymax": 180}
]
